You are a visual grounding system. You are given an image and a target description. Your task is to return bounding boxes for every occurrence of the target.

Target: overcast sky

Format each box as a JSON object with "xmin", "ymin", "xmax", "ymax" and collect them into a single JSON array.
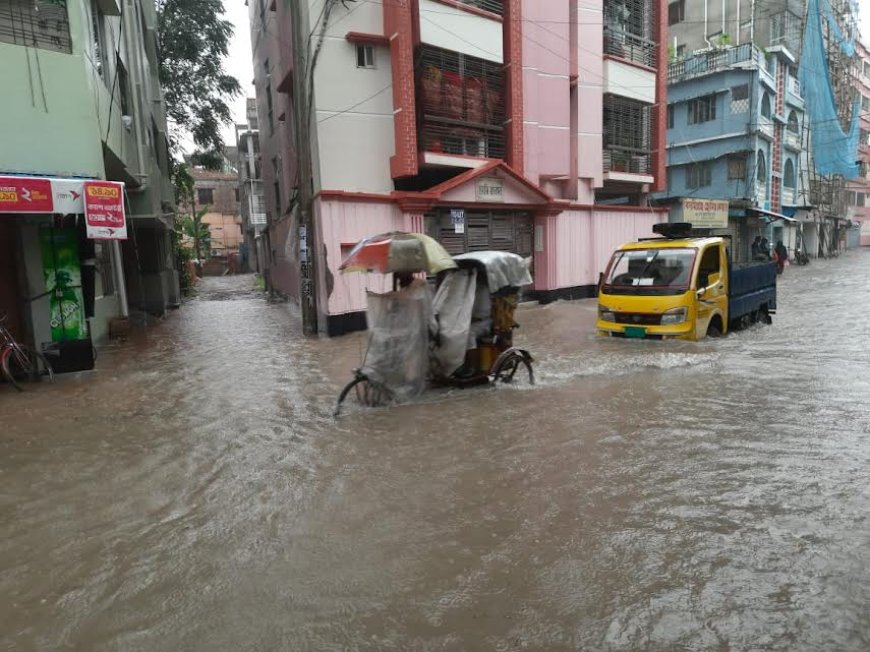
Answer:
[{"xmin": 215, "ymin": 1, "xmax": 870, "ymax": 148}]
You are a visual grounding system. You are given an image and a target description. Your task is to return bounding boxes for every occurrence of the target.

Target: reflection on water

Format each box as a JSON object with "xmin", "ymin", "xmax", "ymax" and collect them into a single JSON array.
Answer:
[{"xmin": 2, "ymin": 259, "xmax": 870, "ymax": 650}]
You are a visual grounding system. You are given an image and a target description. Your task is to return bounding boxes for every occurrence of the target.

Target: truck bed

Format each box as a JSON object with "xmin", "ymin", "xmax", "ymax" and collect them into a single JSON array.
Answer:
[{"xmin": 728, "ymin": 262, "xmax": 777, "ymax": 325}]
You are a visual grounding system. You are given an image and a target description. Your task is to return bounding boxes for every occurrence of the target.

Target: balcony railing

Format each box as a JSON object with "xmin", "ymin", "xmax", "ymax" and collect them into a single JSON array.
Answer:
[
  {"xmin": 787, "ymin": 76, "xmax": 801, "ymax": 97},
  {"xmin": 669, "ymin": 43, "xmax": 759, "ymax": 84},
  {"xmin": 603, "ymin": 28, "xmax": 656, "ymax": 68},
  {"xmin": 453, "ymin": 0, "xmax": 502, "ymax": 16},
  {"xmin": 419, "ymin": 118, "xmax": 505, "ymax": 159},
  {"xmin": 785, "ymin": 130, "xmax": 801, "ymax": 149},
  {"xmin": 604, "ymin": 147, "xmax": 651, "ymax": 175}
]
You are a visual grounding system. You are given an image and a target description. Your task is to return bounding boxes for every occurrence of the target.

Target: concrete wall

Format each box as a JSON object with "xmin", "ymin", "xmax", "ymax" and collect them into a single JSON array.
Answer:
[{"xmin": 418, "ymin": 0, "xmax": 503, "ymax": 62}]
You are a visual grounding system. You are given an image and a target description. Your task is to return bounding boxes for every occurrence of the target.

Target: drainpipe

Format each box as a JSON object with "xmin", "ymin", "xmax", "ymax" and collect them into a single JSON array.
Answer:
[
  {"xmin": 722, "ymin": 0, "xmax": 725, "ymax": 37},
  {"xmin": 736, "ymin": 0, "xmax": 741, "ymax": 45},
  {"xmin": 750, "ymin": 0, "xmax": 755, "ymax": 44},
  {"xmin": 704, "ymin": 0, "xmax": 713, "ymax": 48}
]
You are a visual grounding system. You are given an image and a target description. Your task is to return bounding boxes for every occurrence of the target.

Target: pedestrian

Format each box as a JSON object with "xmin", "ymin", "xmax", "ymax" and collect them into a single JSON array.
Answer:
[
  {"xmin": 759, "ymin": 237, "xmax": 771, "ymax": 261},
  {"xmin": 751, "ymin": 236, "xmax": 762, "ymax": 260},
  {"xmin": 774, "ymin": 240, "xmax": 788, "ymax": 274}
]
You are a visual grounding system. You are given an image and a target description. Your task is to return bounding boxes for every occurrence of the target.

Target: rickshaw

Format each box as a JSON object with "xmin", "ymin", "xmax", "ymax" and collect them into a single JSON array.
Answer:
[{"xmin": 334, "ymin": 232, "xmax": 535, "ymax": 415}]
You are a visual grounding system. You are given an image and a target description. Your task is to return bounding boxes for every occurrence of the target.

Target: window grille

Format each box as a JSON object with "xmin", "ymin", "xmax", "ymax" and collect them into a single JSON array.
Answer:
[
  {"xmin": 417, "ymin": 45, "xmax": 505, "ymax": 159},
  {"xmin": 730, "ymin": 85, "xmax": 750, "ymax": 113},
  {"xmin": 728, "ymin": 155, "xmax": 747, "ymax": 180},
  {"xmin": 668, "ymin": 0, "xmax": 684, "ymax": 26},
  {"xmin": 453, "ymin": 0, "xmax": 502, "ymax": 15},
  {"xmin": 0, "ymin": 0, "xmax": 72, "ymax": 53},
  {"xmin": 603, "ymin": 94, "xmax": 651, "ymax": 174},
  {"xmin": 604, "ymin": 0, "xmax": 655, "ymax": 67}
]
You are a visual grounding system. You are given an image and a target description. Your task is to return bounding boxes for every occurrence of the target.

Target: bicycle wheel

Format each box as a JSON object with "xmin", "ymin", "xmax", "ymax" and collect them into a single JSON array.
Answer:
[
  {"xmin": 491, "ymin": 349, "xmax": 534, "ymax": 385},
  {"xmin": 334, "ymin": 373, "xmax": 392, "ymax": 416},
  {"xmin": 1, "ymin": 345, "xmax": 54, "ymax": 391}
]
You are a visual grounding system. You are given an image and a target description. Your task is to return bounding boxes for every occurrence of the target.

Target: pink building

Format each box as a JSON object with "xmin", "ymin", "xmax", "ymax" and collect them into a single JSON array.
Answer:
[
  {"xmin": 250, "ymin": 0, "xmax": 668, "ymax": 335},
  {"xmin": 849, "ymin": 40, "xmax": 870, "ymax": 246}
]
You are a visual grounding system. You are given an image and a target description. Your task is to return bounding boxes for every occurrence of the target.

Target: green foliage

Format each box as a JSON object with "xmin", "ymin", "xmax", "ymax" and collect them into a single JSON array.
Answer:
[{"xmin": 156, "ymin": 0, "xmax": 241, "ymax": 155}]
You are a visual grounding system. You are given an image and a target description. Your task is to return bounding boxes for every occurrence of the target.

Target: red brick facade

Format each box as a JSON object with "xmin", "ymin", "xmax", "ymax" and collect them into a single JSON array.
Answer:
[
  {"xmin": 503, "ymin": 0, "xmax": 524, "ymax": 173},
  {"xmin": 384, "ymin": 0, "xmax": 419, "ymax": 179},
  {"xmin": 650, "ymin": 0, "xmax": 668, "ymax": 193},
  {"xmin": 771, "ymin": 63, "xmax": 786, "ymax": 212}
]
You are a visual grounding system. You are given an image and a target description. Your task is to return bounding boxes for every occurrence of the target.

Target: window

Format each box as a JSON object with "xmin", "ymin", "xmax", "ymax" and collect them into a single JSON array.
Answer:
[
  {"xmin": 272, "ymin": 157, "xmax": 280, "ymax": 211},
  {"xmin": 668, "ymin": 0, "xmax": 685, "ymax": 26},
  {"xmin": 676, "ymin": 44, "xmax": 686, "ymax": 59},
  {"xmin": 756, "ymin": 150, "xmax": 767, "ymax": 183},
  {"xmin": 667, "ymin": 104, "xmax": 674, "ymax": 129},
  {"xmin": 760, "ymin": 92, "xmax": 771, "ymax": 119},
  {"xmin": 784, "ymin": 159, "xmax": 796, "ymax": 188},
  {"xmin": 861, "ymin": 129, "xmax": 870, "ymax": 146},
  {"xmin": 117, "ymin": 58, "xmax": 130, "ymax": 115},
  {"xmin": 787, "ymin": 111, "xmax": 800, "ymax": 134},
  {"xmin": 89, "ymin": 0, "xmax": 106, "ymax": 78},
  {"xmin": 264, "ymin": 60, "xmax": 274, "ymax": 133},
  {"xmin": 356, "ymin": 44, "xmax": 375, "ymax": 69},
  {"xmin": 698, "ymin": 246, "xmax": 721, "ymax": 284},
  {"xmin": 687, "ymin": 95, "xmax": 717, "ymax": 124},
  {"xmin": 858, "ymin": 193, "xmax": 866, "ymax": 207},
  {"xmin": 862, "ymin": 95, "xmax": 870, "ymax": 113},
  {"xmin": 730, "ymin": 85, "xmax": 750, "ymax": 113},
  {"xmin": 234, "ymin": 188, "xmax": 240, "ymax": 202},
  {"xmin": 197, "ymin": 188, "xmax": 214, "ymax": 205},
  {"xmin": 728, "ymin": 155, "xmax": 747, "ymax": 180},
  {"xmin": 0, "ymin": 0, "xmax": 72, "ymax": 53},
  {"xmin": 686, "ymin": 162, "xmax": 712, "ymax": 189}
]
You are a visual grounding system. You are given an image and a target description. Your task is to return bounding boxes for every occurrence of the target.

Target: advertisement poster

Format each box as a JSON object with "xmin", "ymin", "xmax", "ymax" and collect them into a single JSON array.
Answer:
[
  {"xmin": 0, "ymin": 176, "xmax": 54, "ymax": 213},
  {"xmin": 84, "ymin": 180, "xmax": 126, "ymax": 239},
  {"xmin": 40, "ymin": 226, "xmax": 88, "ymax": 342}
]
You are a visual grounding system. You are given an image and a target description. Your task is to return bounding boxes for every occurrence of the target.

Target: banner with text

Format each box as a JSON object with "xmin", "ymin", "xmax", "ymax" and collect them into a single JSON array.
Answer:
[{"xmin": 84, "ymin": 181, "xmax": 126, "ymax": 239}]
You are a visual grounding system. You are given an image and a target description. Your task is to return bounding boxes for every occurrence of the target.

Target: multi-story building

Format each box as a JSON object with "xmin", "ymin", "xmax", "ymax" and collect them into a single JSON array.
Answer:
[
  {"xmin": 250, "ymin": 0, "xmax": 669, "ymax": 335},
  {"xmin": 187, "ymin": 169, "xmax": 243, "ymax": 264},
  {"xmin": 848, "ymin": 40, "xmax": 870, "ymax": 246},
  {"xmin": 658, "ymin": 44, "xmax": 807, "ymax": 260},
  {"xmin": 0, "ymin": 0, "xmax": 176, "ymax": 370},
  {"xmin": 235, "ymin": 99, "xmax": 267, "ymax": 273}
]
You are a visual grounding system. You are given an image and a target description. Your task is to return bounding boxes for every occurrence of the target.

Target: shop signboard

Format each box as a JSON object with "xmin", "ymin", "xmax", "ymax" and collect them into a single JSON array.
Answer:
[
  {"xmin": 39, "ymin": 227, "xmax": 88, "ymax": 342},
  {"xmin": 83, "ymin": 180, "xmax": 126, "ymax": 239},
  {"xmin": 0, "ymin": 177, "xmax": 54, "ymax": 213},
  {"xmin": 681, "ymin": 198, "xmax": 729, "ymax": 229}
]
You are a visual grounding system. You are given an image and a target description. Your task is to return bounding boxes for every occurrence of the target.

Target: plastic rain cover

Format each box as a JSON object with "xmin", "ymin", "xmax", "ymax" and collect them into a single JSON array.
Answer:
[
  {"xmin": 361, "ymin": 280, "xmax": 431, "ymax": 401},
  {"xmin": 430, "ymin": 268, "xmax": 477, "ymax": 379}
]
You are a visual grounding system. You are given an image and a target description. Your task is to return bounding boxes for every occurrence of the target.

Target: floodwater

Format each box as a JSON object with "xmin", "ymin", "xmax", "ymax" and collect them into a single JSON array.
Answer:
[{"xmin": 2, "ymin": 255, "xmax": 870, "ymax": 651}]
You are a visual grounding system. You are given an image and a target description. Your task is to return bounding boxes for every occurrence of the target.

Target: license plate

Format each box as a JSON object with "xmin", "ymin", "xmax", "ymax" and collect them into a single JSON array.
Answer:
[{"xmin": 624, "ymin": 326, "xmax": 646, "ymax": 338}]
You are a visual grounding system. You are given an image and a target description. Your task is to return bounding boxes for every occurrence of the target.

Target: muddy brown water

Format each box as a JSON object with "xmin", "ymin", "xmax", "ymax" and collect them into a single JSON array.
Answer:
[{"xmin": 2, "ymin": 258, "xmax": 869, "ymax": 651}]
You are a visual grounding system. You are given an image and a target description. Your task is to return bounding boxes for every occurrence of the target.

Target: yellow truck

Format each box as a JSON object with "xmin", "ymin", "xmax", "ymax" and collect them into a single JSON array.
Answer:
[{"xmin": 597, "ymin": 223, "xmax": 777, "ymax": 340}]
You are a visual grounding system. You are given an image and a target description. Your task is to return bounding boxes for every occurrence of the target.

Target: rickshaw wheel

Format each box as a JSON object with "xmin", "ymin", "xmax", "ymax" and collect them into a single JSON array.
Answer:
[
  {"xmin": 334, "ymin": 373, "xmax": 392, "ymax": 416},
  {"xmin": 491, "ymin": 349, "xmax": 534, "ymax": 386}
]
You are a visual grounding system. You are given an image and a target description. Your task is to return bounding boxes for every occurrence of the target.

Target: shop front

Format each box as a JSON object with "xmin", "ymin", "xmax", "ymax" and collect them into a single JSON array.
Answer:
[{"xmin": 0, "ymin": 176, "xmax": 127, "ymax": 373}]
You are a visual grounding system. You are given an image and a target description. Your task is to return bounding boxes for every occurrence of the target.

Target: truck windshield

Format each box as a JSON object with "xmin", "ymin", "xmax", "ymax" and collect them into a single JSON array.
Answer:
[{"xmin": 602, "ymin": 248, "xmax": 695, "ymax": 295}]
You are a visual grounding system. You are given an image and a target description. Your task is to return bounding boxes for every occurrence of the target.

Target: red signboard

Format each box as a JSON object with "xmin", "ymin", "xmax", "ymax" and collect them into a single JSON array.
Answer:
[
  {"xmin": 0, "ymin": 177, "xmax": 54, "ymax": 213},
  {"xmin": 83, "ymin": 181, "xmax": 126, "ymax": 240}
]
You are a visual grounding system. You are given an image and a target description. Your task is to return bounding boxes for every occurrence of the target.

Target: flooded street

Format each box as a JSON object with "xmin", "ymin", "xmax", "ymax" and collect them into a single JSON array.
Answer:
[{"xmin": 2, "ymin": 255, "xmax": 870, "ymax": 651}]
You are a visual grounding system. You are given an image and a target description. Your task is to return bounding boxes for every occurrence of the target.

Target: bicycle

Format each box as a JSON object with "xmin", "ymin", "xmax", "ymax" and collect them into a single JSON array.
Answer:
[{"xmin": 0, "ymin": 314, "xmax": 54, "ymax": 391}]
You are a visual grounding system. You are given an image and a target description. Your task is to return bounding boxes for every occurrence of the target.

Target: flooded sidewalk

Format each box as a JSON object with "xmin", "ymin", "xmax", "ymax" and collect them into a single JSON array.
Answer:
[{"xmin": 2, "ymin": 261, "xmax": 870, "ymax": 650}]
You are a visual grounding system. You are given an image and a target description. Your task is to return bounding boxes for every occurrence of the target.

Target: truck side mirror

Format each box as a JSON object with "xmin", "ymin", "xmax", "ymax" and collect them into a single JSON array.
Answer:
[{"xmin": 697, "ymin": 287, "xmax": 707, "ymax": 298}]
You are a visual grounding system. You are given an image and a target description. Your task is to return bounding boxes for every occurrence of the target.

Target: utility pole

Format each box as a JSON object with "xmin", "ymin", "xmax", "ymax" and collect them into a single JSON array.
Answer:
[{"xmin": 289, "ymin": 0, "xmax": 319, "ymax": 334}]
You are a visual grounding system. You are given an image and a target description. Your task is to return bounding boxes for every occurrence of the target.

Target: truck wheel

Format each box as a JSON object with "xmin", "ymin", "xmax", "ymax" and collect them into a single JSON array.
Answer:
[
  {"xmin": 760, "ymin": 307, "xmax": 772, "ymax": 325},
  {"xmin": 706, "ymin": 317, "xmax": 723, "ymax": 338}
]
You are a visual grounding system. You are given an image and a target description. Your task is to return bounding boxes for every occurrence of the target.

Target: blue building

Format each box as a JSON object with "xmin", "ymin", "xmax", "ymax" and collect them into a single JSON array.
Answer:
[{"xmin": 657, "ymin": 44, "xmax": 806, "ymax": 261}]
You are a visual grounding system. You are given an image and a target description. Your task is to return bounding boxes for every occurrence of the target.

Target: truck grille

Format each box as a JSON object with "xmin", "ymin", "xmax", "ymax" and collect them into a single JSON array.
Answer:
[{"xmin": 614, "ymin": 313, "xmax": 661, "ymax": 326}]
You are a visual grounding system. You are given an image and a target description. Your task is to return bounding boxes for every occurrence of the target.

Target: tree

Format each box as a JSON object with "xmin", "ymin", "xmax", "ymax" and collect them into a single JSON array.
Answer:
[
  {"xmin": 180, "ymin": 207, "xmax": 211, "ymax": 262},
  {"xmin": 156, "ymin": 0, "xmax": 241, "ymax": 157}
]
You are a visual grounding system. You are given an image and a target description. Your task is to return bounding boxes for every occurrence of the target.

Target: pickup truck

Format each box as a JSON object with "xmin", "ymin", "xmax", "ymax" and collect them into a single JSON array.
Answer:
[{"xmin": 596, "ymin": 224, "xmax": 776, "ymax": 340}]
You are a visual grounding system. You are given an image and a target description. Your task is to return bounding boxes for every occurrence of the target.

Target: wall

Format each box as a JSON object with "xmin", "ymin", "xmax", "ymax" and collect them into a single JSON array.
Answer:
[
  {"xmin": 313, "ymin": 0, "xmax": 395, "ymax": 194},
  {"xmin": 317, "ymin": 199, "xmax": 406, "ymax": 315},
  {"xmin": 604, "ymin": 60, "xmax": 657, "ymax": 104},
  {"xmin": 575, "ymin": 0, "xmax": 604, "ymax": 200},
  {"xmin": 534, "ymin": 207, "xmax": 660, "ymax": 291}
]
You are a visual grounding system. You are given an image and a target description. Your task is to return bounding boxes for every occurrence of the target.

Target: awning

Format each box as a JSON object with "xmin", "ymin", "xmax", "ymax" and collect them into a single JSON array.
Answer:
[{"xmin": 748, "ymin": 207, "xmax": 797, "ymax": 223}]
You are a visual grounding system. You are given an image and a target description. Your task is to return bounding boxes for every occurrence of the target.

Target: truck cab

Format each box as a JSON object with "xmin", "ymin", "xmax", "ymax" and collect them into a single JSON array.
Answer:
[{"xmin": 597, "ymin": 224, "xmax": 775, "ymax": 340}]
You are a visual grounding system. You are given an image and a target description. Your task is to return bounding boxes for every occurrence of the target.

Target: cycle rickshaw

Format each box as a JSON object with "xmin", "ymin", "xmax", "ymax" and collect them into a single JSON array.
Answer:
[{"xmin": 334, "ymin": 232, "xmax": 534, "ymax": 415}]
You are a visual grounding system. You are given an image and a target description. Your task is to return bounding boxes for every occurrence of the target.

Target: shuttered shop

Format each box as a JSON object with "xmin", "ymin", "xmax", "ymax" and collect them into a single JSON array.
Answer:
[{"xmin": 426, "ymin": 210, "xmax": 534, "ymax": 257}]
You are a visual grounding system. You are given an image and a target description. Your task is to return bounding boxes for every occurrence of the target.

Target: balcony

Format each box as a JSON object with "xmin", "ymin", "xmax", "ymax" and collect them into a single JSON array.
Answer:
[
  {"xmin": 785, "ymin": 130, "xmax": 801, "ymax": 150},
  {"xmin": 603, "ymin": 94, "xmax": 651, "ymax": 179},
  {"xmin": 755, "ymin": 183, "xmax": 768, "ymax": 206},
  {"xmin": 603, "ymin": 28, "xmax": 656, "ymax": 68},
  {"xmin": 669, "ymin": 43, "xmax": 760, "ymax": 84},
  {"xmin": 417, "ymin": 45, "xmax": 505, "ymax": 163},
  {"xmin": 0, "ymin": 0, "xmax": 72, "ymax": 53},
  {"xmin": 603, "ymin": 0, "xmax": 655, "ymax": 69}
]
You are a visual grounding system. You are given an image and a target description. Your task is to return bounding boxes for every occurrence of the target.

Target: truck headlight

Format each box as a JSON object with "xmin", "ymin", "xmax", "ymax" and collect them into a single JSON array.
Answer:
[
  {"xmin": 598, "ymin": 307, "xmax": 617, "ymax": 322},
  {"xmin": 660, "ymin": 307, "xmax": 688, "ymax": 325}
]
